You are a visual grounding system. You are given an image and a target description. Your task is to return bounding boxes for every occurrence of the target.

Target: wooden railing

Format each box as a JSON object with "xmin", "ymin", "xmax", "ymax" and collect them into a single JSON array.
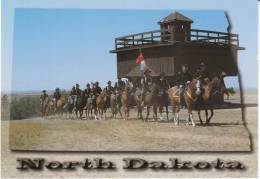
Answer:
[{"xmin": 115, "ymin": 29, "xmax": 239, "ymax": 49}]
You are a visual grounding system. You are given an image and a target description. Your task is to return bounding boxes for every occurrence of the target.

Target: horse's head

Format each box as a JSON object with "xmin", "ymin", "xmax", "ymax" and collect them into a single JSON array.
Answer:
[
  {"xmin": 201, "ymin": 77, "xmax": 221, "ymax": 100},
  {"xmin": 100, "ymin": 91, "xmax": 108, "ymax": 101}
]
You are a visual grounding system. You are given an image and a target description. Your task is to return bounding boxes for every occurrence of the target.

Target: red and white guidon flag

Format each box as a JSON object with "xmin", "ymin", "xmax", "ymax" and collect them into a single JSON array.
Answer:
[{"xmin": 135, "ymin": 53, "xmax": 144, "ymax": 64}]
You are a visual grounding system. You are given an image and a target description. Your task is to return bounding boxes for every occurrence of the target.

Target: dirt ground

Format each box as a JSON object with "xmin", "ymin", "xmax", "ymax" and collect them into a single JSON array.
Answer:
[
  {"xmin": 8, "ymin": 92, "xmax": 252, "ymax": 151},
  {"xmin": 1, "ymin": 90, "xmax": 258, "ymax": 177}
]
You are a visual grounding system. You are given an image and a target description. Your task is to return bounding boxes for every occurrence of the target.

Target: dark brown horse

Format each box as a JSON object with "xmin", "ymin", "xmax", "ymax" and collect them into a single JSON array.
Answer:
[
  {"xmin": 110, "ymin": 93, "xmax": 122, "ymax": 119},
  {"xmin": 135, "ymin": 83, "xmax": 160, "ymax": 121},
  {"xmin": 198, "ymin": 77, "xmax": 224, "ymax": 125},
  {"xmin": 158, "ymin": 89, "xmax": 169, "ymax": 121},
  {"xmin": 120, "ymin": 86, "xmax": 133, "ymax": 120}
]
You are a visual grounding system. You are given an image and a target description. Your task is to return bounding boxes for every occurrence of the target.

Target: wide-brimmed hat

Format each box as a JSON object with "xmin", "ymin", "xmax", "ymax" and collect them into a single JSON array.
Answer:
[
  {"xmin": 144, "ymin": 68, "xmax": 152, "ymax": 74},
  {"xmin": 42, "ymin": 90, "xmax": 46, "ymax": 93},
  {"xmin": 76, "ymin": 84, "xmax": 80, "ymax": 87},
  {"xmin": 159, "ymin": 72, "xmax": 166, "ymax": 77},
  {"xmin": 200, "ymin": 62, "xmax": 205, "ymax": 66},
  {"xmin": 221, "ymin": 71, "xmax": 227, "ymax": 76},
  {"xmin": 55, "ymin": 88, "xmax": 59, "ymax": 91},
  {"xmin": 182, "ymin": 64, "xmax": 188, "ymax": 68}
]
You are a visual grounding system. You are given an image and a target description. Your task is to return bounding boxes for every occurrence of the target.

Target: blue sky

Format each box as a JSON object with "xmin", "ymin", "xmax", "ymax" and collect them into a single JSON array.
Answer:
[
  {"xmin": 2, "ymin": 0, "xmax": 258, "ymax": 92},
  {"xmin": 12, "ymin": 9, "xmax": 232, "ymax": 91}
]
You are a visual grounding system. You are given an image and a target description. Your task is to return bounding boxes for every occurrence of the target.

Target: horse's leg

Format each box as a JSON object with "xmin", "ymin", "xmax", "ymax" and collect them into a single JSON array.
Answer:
[
  {"xmin": 126, "ymin": 107, "xmax": 129, "ymax": 120},
  {"xmin": 166, "ymin": 105, "xmax": 169, "ymax": 121},
  {"xmin": 207, "ymin": 109, "xmax": 214, "ymax": 124},
  {"xmin": 176, "ymin": 111, "xmax": 179, "ymax": 125},
  {"xmin": 103, "ymin": 108, "xmax": 106, "ymax": 120},
  {"xmin": 205, "ymin": 109, "xmax": 209, "ymax": 124},
  {"xmin": 153, "ymin": 105, "xmax": 157, "ymax": 121},
  {"xmin": 159, "ymin": 106, "xmax": 163, "ymax": 121},
  {"xmin": 94, "ymin": 107, "xmax": 98, "ymax": 120},
  {"xmin": 80, "ymin": 109, "xmax": 83, "ymax": 120},
  {"xmin": 198, "ymin": 110, "xmax": 203, "ymax": 125},
  {"xmin": 146, "ymin": 106, "xmax": 150, "ymax": 121},
  {"xmin": 189, "ymin": 113, "xmax": 196, "ymax": 127},
  {"xmin": 186, "ymin": 107, "xmax": 191, "ymax": 126}
]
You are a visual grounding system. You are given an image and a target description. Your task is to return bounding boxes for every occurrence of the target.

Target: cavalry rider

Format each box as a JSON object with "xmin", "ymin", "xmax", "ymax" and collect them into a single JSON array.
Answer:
[
  {"xmin": 142, "ymin": 68, "xmax": 153, "ymax": 92},
  {"xmin": 177, "ymin": 64, "xmax": 193, "ymax": 107},
  {"xmin": 105, "ymin": 81, "xmax": 114, "ymax": 96},
  {"xmin": 94, "ymin": 81, "xmax": 102, "ymax": 95},
  {"xmin": 114, "ymin": 78, "xmax": 125, "ymax": 92},
  {"xmin": 104, "ymin": 81, "xmax": 114, "ymax": 107},
  {"xmin": 140, "ymin": 68, "xmax": 153, "ymax": 104},
  {"xmin": 40, "ymin": 90, "xmax": 48, "ymax": 107},
  {"xmin": 195, "ymin": 62, "xmax": 211, "ymax": 94},
  {"xmin": 83, "ymin": 83, "xmax": 91, "ymax": 99},
  {"xmin": 52, "ymin": 88, "xmax": 61, "ymax": 110},
  {"xmin": 70, "ymin": 86, "xmax": 77, "ymax": 106},
  {"xmin": 195, "ymin": 62, "xmax": 211, "ymax": 83},
  {"xmin": 40, "ymin": 90, "xmax": 48, "ymax": 103},
  {"xmin": 158, "ymin": 72, "xmax": 170, "ymax": 95},
  {"xmin": 75, "ymin": 84, "xmax": 82, "ymax": 97},
  {"xmin": 125, "ymin": 77, "xmax": 137, "ymax": 99}
]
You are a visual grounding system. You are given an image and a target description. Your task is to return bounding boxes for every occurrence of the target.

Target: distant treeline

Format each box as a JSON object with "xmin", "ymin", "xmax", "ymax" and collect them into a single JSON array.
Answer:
[
  {"xmin": 1, "ymin": 94, "xmax": 41, "ymax": 120},
  {"xmin": 2, "ymin": 91, "xmax": 69, "ymax": 120},
  {"xmin": 10, "ymin": 95, "xmax": 41, "ymax": 120}
]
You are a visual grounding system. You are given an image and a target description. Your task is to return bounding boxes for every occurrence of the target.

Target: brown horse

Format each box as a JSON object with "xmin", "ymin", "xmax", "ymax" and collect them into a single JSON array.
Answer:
[
  {"xmin": 96, "ymin": 91, "xmax": 108, "ymax": 120},
  {"xmin": 85, "ymin": 94, "xmax": 96, "ymax": 119},
  {"xmin": 183, "ymin": 79, "xmax": 200, "ymax": 126},
  {"xmin": 56, "ymin": 96, "xmax": 68, "ymax": 116},
  {"xmin": 198, "ymin": 77, "xmax": 223, "ymax": 125},
  {"xmin": 110, "ymin": 93, "xmax": 122, "ymax": 119},
  {"xmin": 135, "ymin": 83, "xmax": 160, "ymax": 121},
  {"xmin": 41, "ymin": 97, "xmax": 55, "ymax": 118},
  {"xmin": 120, "ymin": 87, "xmax": 132, "ymax": 120},
  {"xmin": 168, "ymin": 86, "xmax": 181, "ymax": 125}
]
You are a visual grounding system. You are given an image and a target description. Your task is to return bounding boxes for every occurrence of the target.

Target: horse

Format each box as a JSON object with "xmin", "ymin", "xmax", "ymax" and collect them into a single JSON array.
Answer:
[
  {"xmin": 157, "ymin": 87, "xmax": 169, "ymax": 121},
  {"xmin": 120, "ymin": 86, "xmax": 137, "ymax": 120},
  {"xmin": 63, "ymin": 95, "xmax": 76, "ymax": 119},
  {"xmin": 167, "ymin": 86, "xmax": 181, "ymax": 125},
  {"xmin": 96, "ymin": 91, "xmax": 108, "ymax": 120},
  {"xmin": 198, "ymin": 77, "xmax": 224, "ymax": 125},
  {"xmin": 135, "ymin": 83, "xmax": 160, "ymax": 121},
  {"xmin": 55, "ymin": 96, "xmax": 68, "ymax": 116},
  {"xmin": 42, "ymin": 97, "xmax": 55, "ymax": 118},
  {"xmin": 85, "ymin": 94, "xmax": 97, "ymax": 119},
  {"xmin": 183, "ymin": 79, "xmax": 201, "ymax": 126},
  {"xmin": 110, "ymin": 93, "xmax": 122, "ymax": 119},
  {"xmin": 75, "ymin": 92, "xmax": 87, "ymax": 119}
]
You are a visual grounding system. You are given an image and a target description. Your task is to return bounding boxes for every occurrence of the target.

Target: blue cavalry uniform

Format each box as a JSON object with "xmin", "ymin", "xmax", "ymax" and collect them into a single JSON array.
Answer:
[{"xmin": 52, "ymin": 88, "xmax": 61, "ymax": 110}]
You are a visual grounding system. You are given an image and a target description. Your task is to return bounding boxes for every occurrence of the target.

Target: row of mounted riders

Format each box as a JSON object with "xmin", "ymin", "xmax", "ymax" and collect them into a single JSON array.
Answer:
[{"xmin": 40, "ymin": 63, "xmax": 228, "ymax": 126}]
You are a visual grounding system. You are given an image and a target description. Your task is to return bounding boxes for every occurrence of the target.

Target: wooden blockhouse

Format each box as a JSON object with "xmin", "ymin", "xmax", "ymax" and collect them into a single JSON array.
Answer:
[{"xmin": 110, "ymin": 11, "xmax": 244, "ymax": 103}]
